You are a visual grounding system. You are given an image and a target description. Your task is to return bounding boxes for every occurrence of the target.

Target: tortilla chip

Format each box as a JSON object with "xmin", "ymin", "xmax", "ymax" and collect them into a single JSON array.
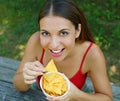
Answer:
[
  {"xmin": 42, "ymin": 60, "xmax": 68, "ymax": 96},
  {"xmin": 42, "ymin": 73, "xmax": 68, "ymax": 96},
  {"xmin": 45, "ymin": 59, "xmax": 58, "ymax": 72}
]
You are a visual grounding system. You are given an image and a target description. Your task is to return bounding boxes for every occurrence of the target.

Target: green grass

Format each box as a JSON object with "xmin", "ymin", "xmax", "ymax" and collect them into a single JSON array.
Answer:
[
  {"xmin": 0, "ymin": 0, "xmax": 120, "ymax": 85},
  {"xmin": 0, "ymin": 0, "xmax": 44, "ymax": 59}
]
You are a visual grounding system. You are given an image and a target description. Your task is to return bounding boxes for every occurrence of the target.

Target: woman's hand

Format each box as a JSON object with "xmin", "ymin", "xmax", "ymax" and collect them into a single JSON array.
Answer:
[
  {"xmin": 46, "ymin": 82, "xmax": 77, "ymax": 101},
  {"xmin": 23, "ymin": 61, "xmax": 45, "ymax": 84}
]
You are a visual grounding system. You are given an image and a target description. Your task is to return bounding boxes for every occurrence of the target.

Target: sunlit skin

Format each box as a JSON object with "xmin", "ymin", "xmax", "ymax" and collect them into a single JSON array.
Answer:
[{"xmin": 39, "ymin": 15, "xmax": 81, "ymax": 62}]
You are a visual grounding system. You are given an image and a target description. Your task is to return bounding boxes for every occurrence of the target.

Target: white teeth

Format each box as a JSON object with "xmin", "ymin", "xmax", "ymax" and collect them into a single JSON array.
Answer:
[{"xmin": 52, "ymin": 50, "xmax": 62, "ymax": 53}]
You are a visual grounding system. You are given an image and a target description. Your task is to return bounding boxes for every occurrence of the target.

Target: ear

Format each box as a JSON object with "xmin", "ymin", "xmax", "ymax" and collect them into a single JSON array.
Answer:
[{"xmin": 75, "ymin": 24, "xmax": 81, "ymax": 38}]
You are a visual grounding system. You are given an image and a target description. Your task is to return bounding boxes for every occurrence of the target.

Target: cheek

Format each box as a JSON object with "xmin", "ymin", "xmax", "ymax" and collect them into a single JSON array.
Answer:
[
  {"xmin": 64, "ymin": 37, "xmax": 75, "ymax": 48},
  {"xmin": 40, "ymin": 38, "xmax": 49, "ymax": 48}
]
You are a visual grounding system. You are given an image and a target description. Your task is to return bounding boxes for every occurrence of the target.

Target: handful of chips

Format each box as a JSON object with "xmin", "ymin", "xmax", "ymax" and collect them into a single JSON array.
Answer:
[{"xmin": 40, "ymin": 60, "xmax": 70, "ymax": 98}]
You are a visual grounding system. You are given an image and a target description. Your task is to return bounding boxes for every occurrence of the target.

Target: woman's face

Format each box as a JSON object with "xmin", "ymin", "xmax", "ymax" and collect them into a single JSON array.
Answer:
[{"xmin": 39, "ymin": 15, "xmax": 81, "ymax": 61}]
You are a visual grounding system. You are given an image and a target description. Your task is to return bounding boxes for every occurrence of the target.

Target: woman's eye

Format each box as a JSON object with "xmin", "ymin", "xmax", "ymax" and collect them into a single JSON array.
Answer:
[
  {"xmin": 41, "ymin": 32, "xmax": 49, "ymax": 36},
  {"xmin": 60, "ymin": 31, "xmax": 69, "ymax": 36}
]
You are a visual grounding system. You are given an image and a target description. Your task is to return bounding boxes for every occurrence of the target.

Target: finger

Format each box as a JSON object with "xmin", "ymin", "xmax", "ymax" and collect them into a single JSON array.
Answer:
[
  {"xmin": 46, "ymin": 97, "xmax": 58, "ymax": 101},
  {"xmin": 24, "ymin": 79, "xmax": 36, "ymax": 84},
  {"xmin": 29, "ymin": 65, "xmax": 46, "ymax": 72},
  {"xmin": 23, "ymin": 73, "xmax": 36, "ymax": 80},
  {"xmin": 46, "ymin": 96, "xmax": 66, "ymax": 101},
  {"xmin": 25, "ymin": 62, "xmax": 46, "ymax": 72},
  {"xmin": 34, "ymin": 61, "xmax": 44, "ymax": 68},
  {"xmin": 24, "ymin": 68, "xmax": 44, "ymax": 77},
  {"xmin": 24, "ymin": 64, "xmax": 44, "ymax": 76},
  {"xmin": 46, "ymin": 97, "xmax": 54, "ymax": 101}
]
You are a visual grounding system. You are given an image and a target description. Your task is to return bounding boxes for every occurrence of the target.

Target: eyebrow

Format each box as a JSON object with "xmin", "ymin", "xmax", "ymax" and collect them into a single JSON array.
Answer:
[
  {"xmin": 40, "ymin": 29, "xmax": 48, "ymax": 32},
  {"xmin": 40, "ymin": 28, "xmax": 70, "ymax": 32},
  {"xmin": 59, "ymin": 29, "xmax": 70, "ymax": 32}
]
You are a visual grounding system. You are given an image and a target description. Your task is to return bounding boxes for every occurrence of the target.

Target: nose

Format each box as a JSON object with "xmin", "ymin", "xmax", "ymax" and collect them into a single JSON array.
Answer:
[{"xmin": 50, "ymin": 36, "xmax": 60, "ymax": 49}]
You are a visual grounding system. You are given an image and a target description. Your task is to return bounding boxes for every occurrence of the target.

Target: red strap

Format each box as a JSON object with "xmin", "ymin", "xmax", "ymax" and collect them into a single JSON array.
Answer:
[
  {"xmin": 80, "ymin": 43, "xmax": 93, "ymax": 71},
  {"xmin": 40, "ymin": 49, "xmax": 45, "ymax": 64},
  {"xmin": 37, "ymin": 49, "xmax": 45, "ymax": 87}
]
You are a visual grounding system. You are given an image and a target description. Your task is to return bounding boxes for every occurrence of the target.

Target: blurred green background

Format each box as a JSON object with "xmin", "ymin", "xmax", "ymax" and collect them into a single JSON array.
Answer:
[{"xmin": 0, "ymin": 0, "xmax": 120, "ymax": 85}]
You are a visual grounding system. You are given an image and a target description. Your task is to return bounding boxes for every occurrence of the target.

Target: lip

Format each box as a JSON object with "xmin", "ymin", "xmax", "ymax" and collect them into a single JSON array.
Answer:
[{"xmin": 50, "ymin": 48, "xmax": 64, "ymax": 57}]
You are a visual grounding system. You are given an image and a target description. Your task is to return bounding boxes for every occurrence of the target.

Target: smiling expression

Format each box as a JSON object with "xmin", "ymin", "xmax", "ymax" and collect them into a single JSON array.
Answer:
[{"xmin": 39, "ymin": 15, "xmax": 81, "ymax": 61}]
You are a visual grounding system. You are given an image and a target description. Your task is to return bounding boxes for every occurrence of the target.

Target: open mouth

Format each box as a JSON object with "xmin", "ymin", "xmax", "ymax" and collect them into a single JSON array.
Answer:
[{"xmin": 50, "ymin": 48, "xmax": 65, "ymax": 57}]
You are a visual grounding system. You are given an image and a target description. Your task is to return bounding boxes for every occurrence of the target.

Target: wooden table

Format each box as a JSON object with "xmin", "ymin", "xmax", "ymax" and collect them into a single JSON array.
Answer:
[
  {"xmin": 0, "ymin": 57, "xmax": 120, "ymax": 101},
  {"xmin": 0, "ymin": 57, "xmax": 46, "ymax": 101}
]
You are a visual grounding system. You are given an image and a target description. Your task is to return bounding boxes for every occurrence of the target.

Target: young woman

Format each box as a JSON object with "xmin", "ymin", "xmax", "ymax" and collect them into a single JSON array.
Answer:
[{"xmin": 13, "ymin": 0, "xmax": 112, "ymax": 101}]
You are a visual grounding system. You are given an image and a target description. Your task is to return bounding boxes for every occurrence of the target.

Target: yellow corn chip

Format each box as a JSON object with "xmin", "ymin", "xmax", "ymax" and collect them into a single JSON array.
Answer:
[
  {"xmin": 42, "ymin": 73, "xmax": 68, "ymax": 96},
  {"xmin": 42, "ymin": 60, "xmax": 68, "ymax": 96},
  {"xmin": 45, "ymin": 59, "xmax": 58, "ymax": 72}
]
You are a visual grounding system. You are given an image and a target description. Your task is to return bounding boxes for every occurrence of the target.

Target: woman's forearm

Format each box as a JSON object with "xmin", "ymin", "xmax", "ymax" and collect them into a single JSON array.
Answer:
[
  {"xmin": 70, "ymin": 83, "xmax": 112, "ymax": 101},
  {"xmin": 13, "ymin": 72, "xmax": 30, "ymax": 92},
  {"xmin": 73, "ymin": 89, "xmax": 112, "ymax": 101}
]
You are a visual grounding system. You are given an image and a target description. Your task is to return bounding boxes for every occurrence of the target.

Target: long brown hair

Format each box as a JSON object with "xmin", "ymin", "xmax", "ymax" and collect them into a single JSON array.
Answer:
[{"xmin": 38, "ymin": 0, "xmax": 95, "ymax": 43}]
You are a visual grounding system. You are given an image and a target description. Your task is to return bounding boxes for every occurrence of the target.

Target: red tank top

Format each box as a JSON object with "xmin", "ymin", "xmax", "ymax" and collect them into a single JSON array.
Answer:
[{"xmin": 37, "ymin": 43, "xmax": 93, "ymax": 89}]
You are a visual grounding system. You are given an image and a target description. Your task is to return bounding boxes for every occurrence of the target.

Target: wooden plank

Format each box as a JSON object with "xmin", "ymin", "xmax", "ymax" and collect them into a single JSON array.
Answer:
[
  {"xmin": 0, "ymin": 65, "xmax": 15, "ymax": 83},
  {"xmin": 0, "ymin": 80, "xmax": 46, "ymax": 101},
  {"xmin": 0, "ymin": 57, "xmax": 20, "ymax": 70},
  {"xmin": 0, "ymin": 57, "xmax": 19, "ymax": 83},
  {"xmin": 111, "ymin": 84, "xmax": 120, "ymax": 101}
]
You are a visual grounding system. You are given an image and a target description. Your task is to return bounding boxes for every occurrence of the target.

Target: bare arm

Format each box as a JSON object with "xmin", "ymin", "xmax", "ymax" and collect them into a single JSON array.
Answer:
[
  {"xmin": 72, "ymin": 44, "xmax": 112, "ymax": 101},
  {"xmin": 13, "ymin": 32, "xmax": 45, "ymax": 91}
]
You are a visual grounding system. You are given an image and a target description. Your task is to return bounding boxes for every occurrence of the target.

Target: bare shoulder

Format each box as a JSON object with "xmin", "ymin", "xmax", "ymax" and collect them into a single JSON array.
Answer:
[
  {"xmin": 17, "ymin": 31, "xmax": 42, "ymax": 72},
  {"xmin": 87, "ymin": 43, "xmax": 105, "ymax": 66},
  {"xmin": 81, "ymin": 42, "xmax": 105, "ymax": 63},
  {"xmin": 80, "ymin": 42, "xmax": 106, "ymax": 74},
  {"xmin": 28, "ymin": 31, "xmax": 40, "ymax": 45},
  {"xmin": 24, "ymin": 31, "xmax": 42, "ymax": 58}
]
